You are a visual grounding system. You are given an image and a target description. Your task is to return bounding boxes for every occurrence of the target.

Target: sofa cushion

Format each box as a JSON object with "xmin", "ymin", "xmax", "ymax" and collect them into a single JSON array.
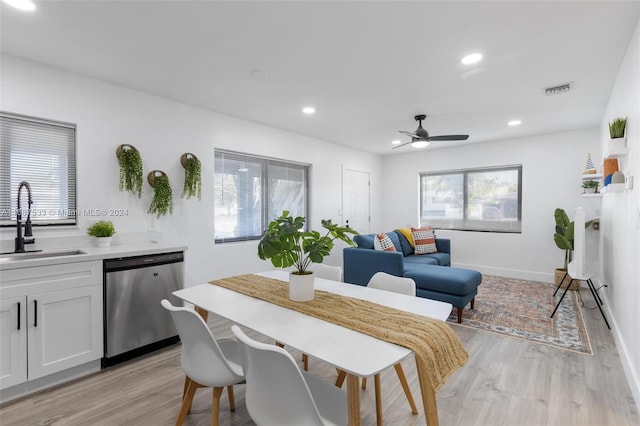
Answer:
[
  {"xmin": 403, "ymin": 254, "xmax": 439, "ymax": 266},
  {"xmin": 411, "ymin": 227, "xmax": 437, "ymax": 254},
  {"xmin": 403, "ymin": 265, "xmax": 482, "ymax": 296},
  {"xmin": 374, "ymin": 233, "xmax": 396, "ymax": 251},
  {"xmin": 394, "ymin": 231, "xmax": 415, "ymax": 256},
  {"xmin": 354, "ymin": 234, "xmax": 375, "ymax": 249}
]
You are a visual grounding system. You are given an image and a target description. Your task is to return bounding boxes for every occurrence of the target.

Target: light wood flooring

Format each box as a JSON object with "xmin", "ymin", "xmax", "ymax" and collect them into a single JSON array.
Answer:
[{"xmin": 1, "ymin": 287, "xmax": 638, "ymax": 426}]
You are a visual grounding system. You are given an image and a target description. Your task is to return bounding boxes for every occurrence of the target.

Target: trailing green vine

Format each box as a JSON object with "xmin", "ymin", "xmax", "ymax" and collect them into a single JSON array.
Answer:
[
  {"xmin": 182, "ymin": 154, "xmax": 202, "ymax": 200},
  {"xmin": 116, "ymin": 145, "xmax": 143, "ymax": 197},
  {"xmin": 148, "ymin": 173, "xmax": 173, "ymax": 217}
]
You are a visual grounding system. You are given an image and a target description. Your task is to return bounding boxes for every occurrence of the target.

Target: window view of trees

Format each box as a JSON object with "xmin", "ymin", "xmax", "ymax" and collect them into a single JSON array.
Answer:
[
  {"xmin": 214, "ymin": 150, "xmax": 308, "ymax": 243},
  {"xmin": 420, "ymin": 166, "xmax": 521, "ymax": 232}
]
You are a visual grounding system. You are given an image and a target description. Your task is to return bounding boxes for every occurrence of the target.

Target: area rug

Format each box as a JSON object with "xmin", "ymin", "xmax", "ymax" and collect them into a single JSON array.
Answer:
[{"xmin": 447, "ymin": 275, "xmax": 592, "ymax": 354}]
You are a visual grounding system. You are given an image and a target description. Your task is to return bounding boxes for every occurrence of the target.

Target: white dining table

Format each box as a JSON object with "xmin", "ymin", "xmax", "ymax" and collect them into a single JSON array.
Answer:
[{"xmin": 173, "ymin": 270, "xmax": 452, "ymax": 426}]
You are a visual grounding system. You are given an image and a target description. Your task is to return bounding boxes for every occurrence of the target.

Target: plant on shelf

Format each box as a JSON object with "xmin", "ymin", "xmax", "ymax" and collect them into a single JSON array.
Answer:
[
  {"xmin": 582, "ymin": 180, "xmax": 599, "ymax": 193},
  {"xmin": 116, "ymin": 145, "xmax": 143, "ymax": 197},
  {"xmin": 148, "ymin": 172, "xmax": 173, "ymax": 217},
  {"xmin": 258, "ymin": 210, "xmax": 358, "ymax": 275},
  {"xmin": 181, "ymin": 153, "xmax": 202, "ymax": 200},
  {"xmin": 608, "ymin": 117, "xmax": 627, "ymax": 139},
  {"xmin": 87, "ymin": 220, "xmax": 116, "ymax": 237}
]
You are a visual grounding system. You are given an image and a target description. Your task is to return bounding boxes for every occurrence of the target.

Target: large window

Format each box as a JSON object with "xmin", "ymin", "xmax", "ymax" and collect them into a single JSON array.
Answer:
[
  {"xmin": 214, "ymin": 149, "xmax": 309, "ymax": 243},
  {"xmin": 419, "ymin": 165, "xmax": 522, "ymax": 233},
  {"xmin": 1, "ymin": 112, "xmax": 77, "ymax": 226}
]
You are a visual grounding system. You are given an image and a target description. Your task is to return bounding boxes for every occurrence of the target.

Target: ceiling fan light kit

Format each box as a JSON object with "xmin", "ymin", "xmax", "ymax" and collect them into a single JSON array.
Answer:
[{"xmin": 394, "ymin": 114, "xmax": 469, "ymax": 150}]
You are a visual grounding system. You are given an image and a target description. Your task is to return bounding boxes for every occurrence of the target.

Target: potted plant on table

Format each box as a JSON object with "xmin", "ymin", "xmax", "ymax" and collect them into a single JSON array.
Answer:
[
  {"xmin": 87, "ymin": 220, "xmax": 116, "ymax": 248},
  {"xmin": 257, "ymin": 210, "xmax": 358, "ymax": 301}
]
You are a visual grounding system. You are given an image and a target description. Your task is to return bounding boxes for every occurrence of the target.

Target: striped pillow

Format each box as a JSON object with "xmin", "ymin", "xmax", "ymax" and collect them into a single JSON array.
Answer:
[
  {"xmin": 373, "ymin": 233, "xmax": 396, "ymax": 252},
  {"xmin": 411, "ymin": 227, "xmax": 437, "ymax": 254}
]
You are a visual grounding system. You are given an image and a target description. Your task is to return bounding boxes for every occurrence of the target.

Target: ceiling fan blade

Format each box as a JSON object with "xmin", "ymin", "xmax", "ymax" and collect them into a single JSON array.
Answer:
[
  {"xmin": 398, "ymin": 130, "xmax": 418, "ymax": 138},
  {"xmin": 428, "ymin": 135, "xmax": 469, "ymax": 141},
  {"xmin": 392, "ymin": 140, "xmax": 415, "ymax": 149}
]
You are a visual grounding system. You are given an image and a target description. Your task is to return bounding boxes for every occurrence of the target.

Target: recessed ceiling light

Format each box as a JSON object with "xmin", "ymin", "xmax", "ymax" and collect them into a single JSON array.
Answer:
[
  {"xmin": 461, "ymin": 53, "xmax": 482, "ymax": 65},
  {"xmin": 2, "ymin": 0, "xmax": 35, "ymax": 11},
  {"xmin": 302, "ymin": 106, "xmax": 315, "ymax": 115},
  {"xmin": 391, "ymin": 140, "xmax": 402, "ymax": 145},
  {"xmin": 508, "ymin": 120, "xmax": 522, "ymax": 126}
]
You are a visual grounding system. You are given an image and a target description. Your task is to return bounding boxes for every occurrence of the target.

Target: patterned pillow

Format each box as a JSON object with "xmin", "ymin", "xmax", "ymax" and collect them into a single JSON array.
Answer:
[
  {"xmin": 411, "ymin": 227, "xmax": 437, "ymax": 254},
  {"xmin": 373, "ymin": 233, "xmax": 396, "ymax": 252}
]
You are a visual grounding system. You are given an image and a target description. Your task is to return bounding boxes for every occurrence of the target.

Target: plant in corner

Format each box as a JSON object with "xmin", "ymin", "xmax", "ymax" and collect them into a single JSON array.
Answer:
[
  {"xmin": 258, "ymin": 210, "xmax": 359, "ymax": 274},
  {"xmin": 182, "ymin": 155, "xmax": 202, "ymax": 200},
  {"xmin": 608, "ymin": 117, "xmax": 627, "ymax": 139},
  {"xmin": 553, "ymin": 208, "xmax": 595, "ymax": 286},
  {"xmin": 116, "ymin": 145, "xmax": 143, "ymax": 197},
  {"xmin": 148, "ymin": 174, "xmax": 173, "ymax": 217}
]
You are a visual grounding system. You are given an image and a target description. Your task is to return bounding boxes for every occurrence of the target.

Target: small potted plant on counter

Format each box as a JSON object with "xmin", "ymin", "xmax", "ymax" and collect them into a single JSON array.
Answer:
[
  {"xmin": 87, "ymin": 220, "xmax": 116, "ymax": 248},
  {"xmin": 257, "ymin": 210, "xmax": 358, "ymax": 301},
  {"xmin": 582, "ymin": 180, "xmax": 599, "ymax": 194}
]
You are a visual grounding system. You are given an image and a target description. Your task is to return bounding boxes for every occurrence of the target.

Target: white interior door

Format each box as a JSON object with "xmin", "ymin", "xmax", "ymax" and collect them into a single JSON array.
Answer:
[{"xmin": 342, "ymin": 168, "xmax": 370, "ymax": 234}]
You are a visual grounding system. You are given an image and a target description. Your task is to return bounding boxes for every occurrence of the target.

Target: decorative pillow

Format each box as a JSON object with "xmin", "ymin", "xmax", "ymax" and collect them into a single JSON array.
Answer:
[
  {"xmin": 411, "ymin": 226, "xmax": 437, "ymax": 254},
  {"xmin": 373, "ymin": 233, "xmax": 396, "ymax": 252}
]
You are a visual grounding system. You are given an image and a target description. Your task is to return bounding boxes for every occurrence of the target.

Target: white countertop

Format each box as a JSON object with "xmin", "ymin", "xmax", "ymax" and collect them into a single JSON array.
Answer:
[{"xmin": 0, "ymin": 242, "xmax": 188, "ymax": 270}]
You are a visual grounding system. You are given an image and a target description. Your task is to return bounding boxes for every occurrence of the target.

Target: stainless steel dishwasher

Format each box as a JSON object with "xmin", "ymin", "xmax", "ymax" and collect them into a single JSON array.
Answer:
[{"xmin": 103, "ymin": 251, "xmax": 184, "ymax": 367}]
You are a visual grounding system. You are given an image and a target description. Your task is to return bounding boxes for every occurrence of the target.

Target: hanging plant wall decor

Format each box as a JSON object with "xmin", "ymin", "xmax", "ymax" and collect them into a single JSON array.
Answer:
[
  {"xmin": 181, "ymin": 153, "xmax": 202, "ymax": 200},
  {"xmin": 116, "ymin": 144, "xmax": 143, "ymax": 197},
  {"xmin": 147, "ymin": 170, "xmax": 173, "ymax": 217}
]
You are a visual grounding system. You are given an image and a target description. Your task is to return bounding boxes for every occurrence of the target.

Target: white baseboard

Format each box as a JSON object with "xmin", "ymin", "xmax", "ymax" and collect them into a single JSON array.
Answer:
[{"xmin": 451, "ymin": 263, "xmax": 554, "ymax": 283}]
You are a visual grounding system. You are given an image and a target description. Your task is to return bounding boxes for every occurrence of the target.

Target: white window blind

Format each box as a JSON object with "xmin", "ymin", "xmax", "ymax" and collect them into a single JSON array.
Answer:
[
  {"xmin": 214, "ymin": 149, "xmax": 308, "ymax": 243},
  {"xmin": 0, "ymin": 112, "xmax": 77, "ymax": 226}
]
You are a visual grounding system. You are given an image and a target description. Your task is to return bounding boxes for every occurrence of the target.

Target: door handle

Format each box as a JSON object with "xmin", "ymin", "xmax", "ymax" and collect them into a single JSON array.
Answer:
[
  {"xmin": 33, "ymin": 300, "xmax": 37, "ymax": 327},
  {"xmin": 17, "ymin": 302, "xmax": 21, "ymax": 330}
]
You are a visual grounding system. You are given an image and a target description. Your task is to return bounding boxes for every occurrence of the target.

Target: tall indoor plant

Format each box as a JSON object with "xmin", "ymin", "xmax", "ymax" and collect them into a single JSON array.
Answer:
[
  {"xmin": 553, "ymin": 208, "xmax": 594, "ymax": 288},
  {"xmin": 258, "ymin": 210, "xmax": 358, "ymax": 300}
]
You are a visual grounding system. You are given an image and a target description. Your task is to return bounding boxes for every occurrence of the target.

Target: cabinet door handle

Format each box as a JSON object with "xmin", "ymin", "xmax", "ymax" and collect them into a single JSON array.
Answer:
[
  {"xmin": 33, "ymin": 300, "xmax": 37, "ymax": 327},
  {"xmin": 17, "ymin": 302, "xmax": 21, "ymax": 330}
]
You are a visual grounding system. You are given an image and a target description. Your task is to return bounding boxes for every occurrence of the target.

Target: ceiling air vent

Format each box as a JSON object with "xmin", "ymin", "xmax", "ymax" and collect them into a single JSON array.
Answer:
[{"xmin": 544, "ymin": 83, "xmax": 571, "ymax": 96}]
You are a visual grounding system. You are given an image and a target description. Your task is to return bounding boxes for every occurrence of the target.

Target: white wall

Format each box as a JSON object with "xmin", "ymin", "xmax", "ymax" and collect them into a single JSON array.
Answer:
[
  {"xmin": 0, "ymin": 55, "xmax": 382, "ymax": 286},
  {"xmin": 599, "ymin": 17, "xmax": 640, "ymax": 407},
  {"xmin": 380, "ymin": 128, "xmax": 601, "ymax": 283}
]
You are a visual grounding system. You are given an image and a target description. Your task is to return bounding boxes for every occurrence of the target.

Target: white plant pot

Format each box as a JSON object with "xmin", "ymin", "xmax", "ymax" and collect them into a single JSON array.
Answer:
[
  {"xmin": 289, "ymin": 272, "xmax": 315, "ymax": 301},
  {"xmin": 95, "ymin": 236, "xmax": 112, "ymax": 248},
  {"xmin": 584, "ymin": 187, "xmax": 597, "ymax": 194}
]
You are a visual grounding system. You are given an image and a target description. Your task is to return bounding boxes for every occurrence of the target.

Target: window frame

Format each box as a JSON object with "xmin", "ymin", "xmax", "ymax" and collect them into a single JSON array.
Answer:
[
  {"xmin": 214, "ymin": 149, "xmax": 310, "ymax": 243},
  {"xmin": 0, "ymin": 111, "xmax": 77, "ymax": 227},
  {"xmin": 419, "ymin": 165, "xmax": 522, "ymax": 233}
]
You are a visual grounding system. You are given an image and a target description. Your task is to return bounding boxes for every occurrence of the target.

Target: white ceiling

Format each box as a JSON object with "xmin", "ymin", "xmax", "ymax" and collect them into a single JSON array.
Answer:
[{"xmin": 1, "ymin": 1, "xmax": 639, "ymax": 155}]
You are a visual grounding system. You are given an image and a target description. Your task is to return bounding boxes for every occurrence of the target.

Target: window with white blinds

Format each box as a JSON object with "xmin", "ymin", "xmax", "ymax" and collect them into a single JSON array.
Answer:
[
  {"xmin": 0, "ymin": 112, "xmax": 77, "ymax": 226},
  {"xmin": 214, "ymin": 149, "xmax": 308, "ymax": 243}
]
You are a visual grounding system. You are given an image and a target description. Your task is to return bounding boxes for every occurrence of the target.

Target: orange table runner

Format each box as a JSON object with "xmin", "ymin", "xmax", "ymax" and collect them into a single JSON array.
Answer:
[{"xmin": 210, "ymin": 274, "xmax": 468, "ymax": 392}]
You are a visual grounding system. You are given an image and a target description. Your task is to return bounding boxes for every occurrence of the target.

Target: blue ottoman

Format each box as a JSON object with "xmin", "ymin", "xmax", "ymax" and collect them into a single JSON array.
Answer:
[{"xmin": 403, "ymin": 265, "xmax": 482, "ymax": 323}]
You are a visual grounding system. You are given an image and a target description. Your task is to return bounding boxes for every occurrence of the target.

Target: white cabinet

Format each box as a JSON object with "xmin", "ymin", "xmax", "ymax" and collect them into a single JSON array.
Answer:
[
  {"xmin": 0, "ymin": 297, "xmax": 27, "ymax": 389},
  {"xmin": 0, "ymin": 261, "xmax": 103, "ymax": 391}
]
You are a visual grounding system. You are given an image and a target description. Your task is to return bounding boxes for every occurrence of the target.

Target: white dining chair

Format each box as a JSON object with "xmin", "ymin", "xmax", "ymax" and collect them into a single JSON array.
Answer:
[
  {"xmin": 308, "ymin": 263, "xmax": 343, "ymax": 281},
  {"xmin": 231, "ymin": 325, "xmax": 347, "ymax": 426},
  {"xmin": 161, "ymin": 299, "xmax": 244, "ymax": 426},
  {"xmin": 336, "ymin": 271, "xmax": 419, "ymax": 422}
]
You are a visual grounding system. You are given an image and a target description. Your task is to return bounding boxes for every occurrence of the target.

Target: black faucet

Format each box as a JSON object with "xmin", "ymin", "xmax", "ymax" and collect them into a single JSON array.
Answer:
[{"xmin": 15, "ymin": 181, "xmax": 35, "ymax": 253}]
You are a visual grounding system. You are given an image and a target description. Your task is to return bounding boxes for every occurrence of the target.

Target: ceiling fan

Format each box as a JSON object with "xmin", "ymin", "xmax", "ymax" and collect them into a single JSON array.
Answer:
[{"xmin": 394, "ymin": 114, "xmax": 469, "ymax": 149}]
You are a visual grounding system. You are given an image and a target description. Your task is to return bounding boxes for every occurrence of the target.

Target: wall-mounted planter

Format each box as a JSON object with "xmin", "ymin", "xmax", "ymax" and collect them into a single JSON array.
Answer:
[
  {"xmin": 116, "ymin": 144, "xmax": 143, "ymax": 197},
  {"xmin": 147, "ymin": 170, "xmax": 173, "ymax": 217},
  {"xmin": 181, "ymin": 152, "xmax": 202, "ymax": 200}
]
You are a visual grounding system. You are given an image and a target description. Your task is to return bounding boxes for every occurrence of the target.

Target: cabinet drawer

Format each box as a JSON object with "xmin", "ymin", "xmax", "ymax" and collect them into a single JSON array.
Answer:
[{"xmin": 0, "ymin": 261, "xmax": 102, "ymax": 298}]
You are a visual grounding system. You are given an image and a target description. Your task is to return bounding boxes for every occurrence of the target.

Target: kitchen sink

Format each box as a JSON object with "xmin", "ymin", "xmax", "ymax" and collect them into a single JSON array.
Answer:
[{"xmin": 0, "ymin": 249, "xmax": 87, "ymax": 261}]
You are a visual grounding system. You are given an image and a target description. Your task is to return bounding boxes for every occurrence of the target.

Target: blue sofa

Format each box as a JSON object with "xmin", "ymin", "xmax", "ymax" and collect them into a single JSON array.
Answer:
[{"xmin": 343, "ymin": 230, "xmax": 482, "ymax": 323}]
